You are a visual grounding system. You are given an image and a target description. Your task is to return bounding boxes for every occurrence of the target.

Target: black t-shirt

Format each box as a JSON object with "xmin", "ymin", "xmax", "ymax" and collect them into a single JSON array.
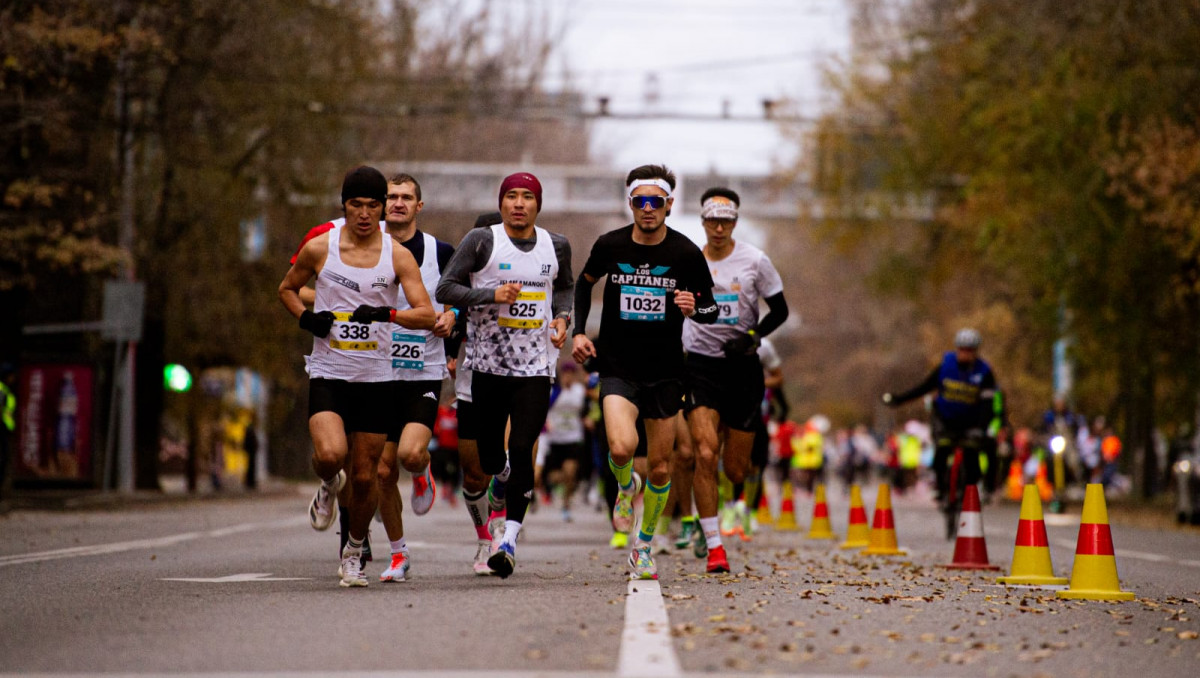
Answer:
[{"xmin": 581, "ymin": 224, "xmax": 715, "ymax": 381}]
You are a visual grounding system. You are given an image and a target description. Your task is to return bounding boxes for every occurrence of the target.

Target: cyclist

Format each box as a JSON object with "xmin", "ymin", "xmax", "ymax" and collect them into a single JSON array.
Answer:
[{"xmin": 881, "ymin": 328, "xmax": 997, "ymax": 506}]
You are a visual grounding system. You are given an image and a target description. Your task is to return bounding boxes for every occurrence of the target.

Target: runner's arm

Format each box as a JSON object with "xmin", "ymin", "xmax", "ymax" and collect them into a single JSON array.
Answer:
[
  {"xmin": 887, "ymin": 365, "xmax": 941, "ymax": 405},
  {"xmin": 435, "ymin": 228, "xmax": 499, "ymax": 308}
]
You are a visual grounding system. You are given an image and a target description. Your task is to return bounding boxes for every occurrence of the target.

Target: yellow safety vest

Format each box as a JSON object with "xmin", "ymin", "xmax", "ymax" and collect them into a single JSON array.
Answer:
[
  {"xmin": 0, "ymin": 380, "xmax": 15, "ymax": 432},
  {"xmin": 790, "ymin": 431, "xmax": 824, "ymax": 470}
]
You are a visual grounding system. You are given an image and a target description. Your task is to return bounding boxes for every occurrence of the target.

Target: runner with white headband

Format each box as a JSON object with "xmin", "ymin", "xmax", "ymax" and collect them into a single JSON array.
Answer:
[{"xmin": 571, "ymin": 163, "xmax": 719, "ymax": 581}]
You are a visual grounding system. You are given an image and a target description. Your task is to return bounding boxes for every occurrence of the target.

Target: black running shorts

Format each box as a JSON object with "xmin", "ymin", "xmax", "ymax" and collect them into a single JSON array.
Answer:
[
  {"xmin": 308, "ymin": 378, "xmax": 392, "ymax": 434},
  {"xmin": 683, "ymin": 352, "xmax": 765, "ymax": 432},
  {"xmin": 386, "ymin": 379, "xmax": 442, "ymax": 442},
  {"xmin": 600, "ymin": 376, "xmax": 683, "ymax": 420}
]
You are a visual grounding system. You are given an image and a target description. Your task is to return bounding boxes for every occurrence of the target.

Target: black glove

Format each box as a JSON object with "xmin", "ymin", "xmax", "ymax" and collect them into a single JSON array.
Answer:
[
  {"xmin": 721, "ymin": 331, "xmax": 760, "ymax": 358},
  {"xmin": 348, "ymin": 304, "xmax": 392, "ymax": 324},
  {"xmin": 299, "ymin": 310, "xmax": 335, "ymax": 338}
]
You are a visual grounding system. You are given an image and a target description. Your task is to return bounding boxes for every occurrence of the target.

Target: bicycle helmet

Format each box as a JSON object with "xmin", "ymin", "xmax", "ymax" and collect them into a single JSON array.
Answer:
[{"xmin": 954, "ymin": 327, "xmax": 981, "ymax": 349}]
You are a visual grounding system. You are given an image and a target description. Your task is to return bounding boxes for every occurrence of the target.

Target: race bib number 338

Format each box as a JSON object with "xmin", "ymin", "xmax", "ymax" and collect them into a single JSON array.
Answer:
[
  {"xmin": 619, "ymin": 285, "xmax": 666, "ymax": 321},
  {"xmin": 328, "ymin": 311, "xmax": 378, "ymax": 351}
]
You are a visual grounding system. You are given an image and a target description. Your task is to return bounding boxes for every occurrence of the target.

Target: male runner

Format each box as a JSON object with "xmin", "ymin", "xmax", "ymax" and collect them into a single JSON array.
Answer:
[
  {"xmin": 436, "ymin": 174, "xmax": 573, "ymax": 578},
  {"xmin": 279, "ymin": 165, "xmax": 436, "ymax": 587},
  {"xmin": 374, "ymin": 173, "xmax": 458, "ymax": 582},
  {"xmin": 571, "ymin": 164, "xmax": 719, "ymax": 580},
  {"xmin": 681, "ymin": 187, "xmax": 788, "ymax": 574}
]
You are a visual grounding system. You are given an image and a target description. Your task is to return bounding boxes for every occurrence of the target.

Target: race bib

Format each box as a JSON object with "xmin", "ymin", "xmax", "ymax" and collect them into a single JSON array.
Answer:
[
  {"xmin": 714, "ymin": 292, "xmax": 739, "ymax": 325},
  {"xmin": 328, "ymin": 311, "xmax": 378, "ymax": 351},
  {"xmin": 391, "ymin": 332, "xmax": 426, "ymax": 370},
  {"xmin": 498, "ymin": 290, "xmax": 546, "ymax": 329},
  {"xmin": 619, "ymin": 285, "xmax": 666, "ymax": 321}
]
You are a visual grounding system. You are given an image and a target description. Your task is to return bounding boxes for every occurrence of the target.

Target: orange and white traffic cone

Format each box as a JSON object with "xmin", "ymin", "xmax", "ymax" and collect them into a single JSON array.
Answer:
[
  {"xmin": 941, "ymin": 485, "xmax": 1000, "ymax": 570},
  {"xmin": 839, "ymin": 484, "xmax": 870, "ymax": 549},
  {"xmin": 806, "ymin": 483, "xmax": 837, "ymax": 540},
  {"xmin": 997, "ymin": 484, "xmax": 1068, "ymax": 586},
  {"xmin": 1056, "ymin": 484, "xmax": 1135, "ymax": 601},
  {"xmin": 862, "ymin": 483, "xmax": 906, "ymax": 555},
  {"xmin": 775, "ymin": 480, "xmax": 800, "ymax": 531},
  {"xmin": 755, "ymin": 490, "xmax": 773, "ymax": 526}
]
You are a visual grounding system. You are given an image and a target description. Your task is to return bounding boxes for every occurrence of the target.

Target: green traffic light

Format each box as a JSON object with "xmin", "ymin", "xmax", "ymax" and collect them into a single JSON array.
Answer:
[{"xmin": 163, "ymin": 363, "xmax": 192, "ymax": 392}]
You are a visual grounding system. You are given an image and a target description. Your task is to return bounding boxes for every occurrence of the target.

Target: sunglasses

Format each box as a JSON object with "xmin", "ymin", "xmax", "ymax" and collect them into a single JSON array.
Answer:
[{"xmin": 630, "ymin": 195, "xmax": 668, "ymax": 210}]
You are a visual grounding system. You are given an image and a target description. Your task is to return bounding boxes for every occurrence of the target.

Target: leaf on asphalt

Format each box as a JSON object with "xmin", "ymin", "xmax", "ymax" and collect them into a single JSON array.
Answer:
[
  {"xmin": 708, "ymin": 614, "xmax": 726, "ymax": 622},
  {"xmin": 880, "ymin": 630, "xmax": 904, "ymax": 641},
  {"xmin": 525, "ymin": 649, "xmax": 546, "ymax": 660},
  {"xmin": 1177, "ymin": 631, "xmax": 1198, "ymax": 640},
  {"xmin": 670, "ymin": 593, "xmax": 695, "ymax": 601}
]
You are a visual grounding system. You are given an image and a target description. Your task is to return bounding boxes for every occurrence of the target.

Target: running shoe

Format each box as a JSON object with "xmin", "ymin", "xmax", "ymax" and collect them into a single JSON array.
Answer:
[
  {"xmin": 612, "ymin": 472, "xmax": 642, "ymax": 534},
  {"xmin": 628, "ymin": 545, "xmax": 657, "ymax": 580},
  {"xmin": 411, "ymin": 467, "xmax": 437, "ymax": 516},
  {"xmin": 379, "ymin": 551, "xmax": 410, "ymax": 583},
  {"xmin": 706, "ymin": 544, "xmax": 730, "ymax": 574},
  {"xmin": 609, "ymin": 531, "xmax": 629, "ymax": 549},
  {"xmin": 719, "ymin": 504, "xmax": 738, "ymax": 537},
  {"xmin": 692, "ymin": 524, "xmax": 708, "ymax": 559},
  {"xmin": 339, "ymin": 545, "xmax": 368, "ymax": 587},
  {"xmin": 487, "ymin": 541, "xmax": 516, "ymax": 579},
  {"xmin": 487, "ymin": 514, "xmax": 506, "ymax": 551},
  {"xmin": 472, "ymin": 539, "xmax": 494, "ymax": 576},
  {"xmin": 675, "ymin": 519, "xmax": 697, "ymax": 550},
  {"xmin": 651, "ymin": 534, "xmax": 672, "ymax": 555},
  {"xmin": 309, "ymin": 469, "xmax": 346, "ymax": 531}
]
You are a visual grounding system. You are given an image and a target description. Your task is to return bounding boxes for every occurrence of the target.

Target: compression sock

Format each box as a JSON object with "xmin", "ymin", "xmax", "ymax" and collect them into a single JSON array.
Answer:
[
  {"xmin": 464, "ymin": 489, "xmax": 490, "ymax": 540},
  {"xmin": 637, "ymin": 481, "xmax": 671, "ymax": 543},
  {"xmin": 609, "ymin": 454, "xmax": 634, "ymax": 491}
]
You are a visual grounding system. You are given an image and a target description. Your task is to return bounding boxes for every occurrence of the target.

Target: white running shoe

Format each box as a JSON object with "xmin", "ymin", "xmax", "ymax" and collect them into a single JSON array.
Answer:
[
  {"xmin": 308, "ymin": 470, "xmax": 346, "ymax": 531},
  {"xmin": 379, "ymin": 551, "xmax": 410, "ymax": 583},
  {"xmin": 339, "ymin": 545, "xmax": 367, "ymax": 587},
  {"xmin": 612, "ymin": 472, "xmax": 642, "ymax": 534},
  {"xmin": 651, "ymin": 534, "xmax": 672, "ymax": 555},
  {"xmin": 411, "ymin": 467, "xmax": 437, "ymax": 516},
  {"xmin": 472, "ymin": 539, "xmax": 494, "ymax": 576}
]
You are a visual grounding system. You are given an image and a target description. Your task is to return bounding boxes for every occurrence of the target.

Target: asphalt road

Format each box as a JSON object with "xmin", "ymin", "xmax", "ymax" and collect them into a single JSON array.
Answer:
[{"xmin": 1, "ymin": 480, "xmax": 1198, "ymax": 677}]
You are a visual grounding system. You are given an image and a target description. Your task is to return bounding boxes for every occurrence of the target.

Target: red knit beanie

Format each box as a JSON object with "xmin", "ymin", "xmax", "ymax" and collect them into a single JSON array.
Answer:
[{"xmin": 498, "ymin": 172, "xmax": 542, "ymax": 211}]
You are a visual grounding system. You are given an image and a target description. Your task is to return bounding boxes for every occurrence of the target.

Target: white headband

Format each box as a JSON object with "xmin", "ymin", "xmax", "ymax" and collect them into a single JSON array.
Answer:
[{"xmin": 627, "ymin": 179, "xmax": 673, "ymax": 198}]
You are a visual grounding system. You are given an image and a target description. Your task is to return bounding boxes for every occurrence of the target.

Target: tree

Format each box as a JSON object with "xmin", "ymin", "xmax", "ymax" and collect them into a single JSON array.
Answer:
[{"xmin": 808, "ymin": 0, "xmax": 1200, "ymax": 495}]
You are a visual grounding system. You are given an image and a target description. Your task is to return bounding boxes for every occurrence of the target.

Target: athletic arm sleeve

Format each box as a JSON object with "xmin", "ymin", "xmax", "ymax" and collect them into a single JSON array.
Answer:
[
  {"xmin": 891, "ymin": 365, "xmax": 941, "ymax": 405},
  {"xmin": 550, "ymin": 233, "xmax": 574, "ymax": 318},
  {"xmin": 755, "ymin": 292, "xmax": 789, "ymax": 338},
  {"xmin": 687, "ymin": 250, "xmax": 720, "ymax": 325},
  {"xmin": 435, "ymin": 229, "xmax": 497, "ymax": 308},
  {"xmin": 572, "ymin": 272, "xmax": 597, "ymax": 336}
]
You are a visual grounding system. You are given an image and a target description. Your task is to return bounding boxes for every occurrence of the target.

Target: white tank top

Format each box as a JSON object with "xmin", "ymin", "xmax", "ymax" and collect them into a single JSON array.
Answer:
[
  {"xmin": 391, "ymin": 232, "xmax": 447, "ymax": 382},
  {"xmin": 466, "ymin": 224, "xmax": 558, "ymax": 378},
  {"xmin": 308, "ymin": 225, "xmax": 396, "ymax": 382}
]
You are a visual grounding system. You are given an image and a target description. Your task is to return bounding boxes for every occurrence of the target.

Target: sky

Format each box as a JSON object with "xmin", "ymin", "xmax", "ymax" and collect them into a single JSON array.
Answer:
[
  {"xmin": 540, "ymin": 0, "xmax": 854, "ymax": 176},
  {"xmin": 414, "ymin": 0, "xmax": 854, "ymax": 177}
]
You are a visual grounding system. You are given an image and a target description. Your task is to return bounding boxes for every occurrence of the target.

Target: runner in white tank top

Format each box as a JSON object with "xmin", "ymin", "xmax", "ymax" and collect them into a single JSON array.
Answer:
[{"xmin": 279, "ymin": 166, "xmax": 436, "ymax": 588}]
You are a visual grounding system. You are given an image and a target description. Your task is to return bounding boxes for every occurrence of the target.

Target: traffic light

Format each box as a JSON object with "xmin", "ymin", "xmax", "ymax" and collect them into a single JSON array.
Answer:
[{"xmin": 163, "ymin": 363, "xmax": 192, "ymax": 393}]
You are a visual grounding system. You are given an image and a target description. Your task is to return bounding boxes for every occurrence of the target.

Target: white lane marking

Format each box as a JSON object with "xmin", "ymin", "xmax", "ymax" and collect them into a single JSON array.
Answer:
[
  {"xmin": 619, "ymin": 579, "xmax": 681, "ymax": 677},
  {"xmin": 1043, "ymin": 514, "xmax": 1081, "ymax": 527},
  {"xmin": 0, "ymin": 517, "xmax": 304, "ymax": 567},
  {"xmin": 162, "ymin": 573, "xmax": 312, "ymax": 582}
]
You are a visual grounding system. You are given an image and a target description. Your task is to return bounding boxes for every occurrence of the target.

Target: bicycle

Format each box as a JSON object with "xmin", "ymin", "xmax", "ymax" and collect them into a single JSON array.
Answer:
[{"xmin": 943, "ymin": 446, "xmax": 964, "ymax": 540}]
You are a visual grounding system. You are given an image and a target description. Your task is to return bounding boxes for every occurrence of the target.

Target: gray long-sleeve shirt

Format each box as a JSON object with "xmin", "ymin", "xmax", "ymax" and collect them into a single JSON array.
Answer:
[{"xmin": 436, "ymin": 225, "xmax": 574, "ymax": 317}]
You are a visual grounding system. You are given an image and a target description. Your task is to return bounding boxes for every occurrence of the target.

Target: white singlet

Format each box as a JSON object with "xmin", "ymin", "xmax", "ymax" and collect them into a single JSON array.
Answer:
[
  {"xmin": 391, "ymin": 231, "xmax": 448, "ymax": 381},
  {"xmin": 683, "ymin": 240, "xmax": 783, "ymax": 358}
]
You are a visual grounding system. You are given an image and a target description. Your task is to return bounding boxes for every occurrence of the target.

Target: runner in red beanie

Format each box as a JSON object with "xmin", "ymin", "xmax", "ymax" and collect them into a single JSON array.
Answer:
[{"xmin": 498, "ymin": 172, "xmax": 542, "ymax": 211}]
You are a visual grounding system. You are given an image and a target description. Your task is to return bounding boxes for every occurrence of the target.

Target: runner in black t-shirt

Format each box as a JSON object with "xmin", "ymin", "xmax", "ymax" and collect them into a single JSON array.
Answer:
[{"xmin": 571, "ymin": 164, "xmax": 718, "ymax": 581}]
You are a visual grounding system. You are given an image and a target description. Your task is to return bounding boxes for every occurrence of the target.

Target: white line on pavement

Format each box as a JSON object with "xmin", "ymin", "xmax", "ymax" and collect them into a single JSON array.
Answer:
[
  {"xmin": 618, "ymin": 579, "xmax": 682, "ymax": 677},
  {"xmin": 0, "ymin": 517, "xmax": 304, "ymax": 567}
]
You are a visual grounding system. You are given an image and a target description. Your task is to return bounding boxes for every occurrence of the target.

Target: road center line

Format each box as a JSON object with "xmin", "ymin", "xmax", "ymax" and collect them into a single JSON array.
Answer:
[{"xmin": 618, "ymin": 579, "xmax": 681, "ymax": 677}]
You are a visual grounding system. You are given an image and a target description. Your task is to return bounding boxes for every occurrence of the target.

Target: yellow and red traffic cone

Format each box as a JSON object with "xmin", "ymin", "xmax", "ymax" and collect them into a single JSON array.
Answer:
[
  {"xmin": 997, "ymin": 484, "xmax": 1068, "ymax": 586},
  {"xmin": 806, "ymin": 483, "xmax": 837, "ymax": 540},
  {"xmin": 755, "ymin": 490, "xmax": 773, "ymax": 526},
  {"xmin": 775, "ymin": 480, "xmax": 800, "ymax": 531},
  {"xmin": 941, "ymin": 484, "xmax": 1000, "ymax": 570},
  {"xmin": 1056, "ymin": 484, "xmax": 1135, "ymax": 601},
  {"xmin": 862, "ymin": 483, "xmax": 906, "ymax": 555},
  {"xmin": 839, "ymin": 484, "xmax": 870, "ymax": 549},
  {"xmin": 1005, "ymin": 459, "xmax": 1024, "ymax": 501}
]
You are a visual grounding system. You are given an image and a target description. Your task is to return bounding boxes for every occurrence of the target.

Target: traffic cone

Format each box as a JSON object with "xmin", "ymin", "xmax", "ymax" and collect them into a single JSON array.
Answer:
[
  {"xmin": 862, "ymin": 483, "xmax": 906, "ymax": 555},
  {"xmin": 806, "ymin": 483, "xmax": 837, "ymax": 540},
  {"xmin": 1005, "ymin": 459, "xmax": 1024, "ymax": 501},
  {"xmin": 839, "ymin": 484, "xmax": 870, "ymax": 549},
  {"xmin": 997, "ymin": 484, "xmax": 1068, "ymax": 586},
  {"xmin": 1056, "ymin": 484, "xmax": 1135, "ymax": 600},
  {"xmin": 755, "ymin": 489, "xmax": 773, "ymax": 526},
  {"xmin": 775, "ymin": 480, "xmax": 800, "ymax": 531},
  {"xmin": 1035, "ymin": 459, "xmax": 1054, "ymax": 502},
  {"xmin": 940, "ymin": 485, "xmax": 1000, "ymax": 570}
]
